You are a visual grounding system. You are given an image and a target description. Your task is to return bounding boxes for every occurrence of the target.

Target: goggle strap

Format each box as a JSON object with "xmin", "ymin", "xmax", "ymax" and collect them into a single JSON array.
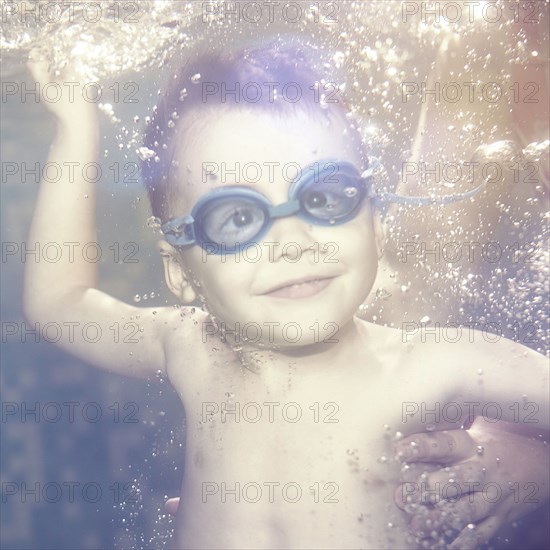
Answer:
[
  {"xmin": 376, "ymin": 180, "xmax": 487, "ymax": 206},
  {"xmin": 361, "ymin": 156, "xmax": 383, "ymax": 178},
  {"xmin": 362, "ymin": 155, "xmax": 488, "ymax": 205},
  {"xmin": 161, "ymin": 214, "xmax": 196, "ymax": 246}
]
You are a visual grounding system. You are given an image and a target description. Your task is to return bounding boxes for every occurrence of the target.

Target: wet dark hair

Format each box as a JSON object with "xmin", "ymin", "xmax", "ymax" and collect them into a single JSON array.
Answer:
[{"xmin": 141, "ymin": 37, "xmax": 366, "ymax": 222}]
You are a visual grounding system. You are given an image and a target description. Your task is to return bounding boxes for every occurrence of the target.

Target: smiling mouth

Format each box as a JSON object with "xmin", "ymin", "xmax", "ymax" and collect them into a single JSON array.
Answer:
[{"xmin": 262, "ymin": 277, "xmax": 336, "ymax": 299}]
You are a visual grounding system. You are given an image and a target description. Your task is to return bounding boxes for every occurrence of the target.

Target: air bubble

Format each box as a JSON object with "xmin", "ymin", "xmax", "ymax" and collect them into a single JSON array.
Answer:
[
  {"xmin": 146, "ymin": 216, "xmax": 162, "ymax": 231},
  {"xmin": 375, "ymin": 288, "xmax": 392, "ymax": 300},
  {"xmin": 332, "ymin": 51, "xmax": 346, "ymax": 68},
  {"xmin": 137, "ymin": 147, "xmax": 156, "ymax": 161}
]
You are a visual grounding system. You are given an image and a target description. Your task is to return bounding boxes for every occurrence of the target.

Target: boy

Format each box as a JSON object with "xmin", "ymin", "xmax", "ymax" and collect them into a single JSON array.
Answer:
[{"xmin": 24, "ymin": 40, "xmax": 549, "ymax": 549}]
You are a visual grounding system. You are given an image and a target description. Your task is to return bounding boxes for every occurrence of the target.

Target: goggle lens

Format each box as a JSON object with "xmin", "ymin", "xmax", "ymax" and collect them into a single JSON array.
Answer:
[
  {"xmin": 197, "ymin": 196, "xmax": 267, "ymax": 249},
  {"xmin": 300, "ymin": 172, "xmax": 363, "ymax": 222}
]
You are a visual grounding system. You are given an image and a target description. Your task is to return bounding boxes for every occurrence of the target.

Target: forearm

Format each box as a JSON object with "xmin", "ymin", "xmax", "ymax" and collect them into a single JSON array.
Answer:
[{"xmin": 23, "ymin": 106, "xmax": 100, "ymax": 320}]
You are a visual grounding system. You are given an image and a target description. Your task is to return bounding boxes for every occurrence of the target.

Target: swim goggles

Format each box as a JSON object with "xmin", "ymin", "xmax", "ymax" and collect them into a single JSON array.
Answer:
[
  {"xmin": 161, "ymin": 159, "xmax": 373, "ymax": 253},
  {"xmin": 161, "ymin": 157, "xmax": 485, "ymax": 254}
]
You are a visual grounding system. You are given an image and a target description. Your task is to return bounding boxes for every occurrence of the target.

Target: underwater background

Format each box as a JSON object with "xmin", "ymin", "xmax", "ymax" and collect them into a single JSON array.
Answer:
[{"xmin": 1, "ymin": 1, "xmax": 548, "ymax": 548}]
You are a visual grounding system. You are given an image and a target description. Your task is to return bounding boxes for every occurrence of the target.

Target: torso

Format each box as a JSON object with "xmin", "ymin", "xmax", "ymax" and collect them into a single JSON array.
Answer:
[{"xmin": 164, "ymin": 313, "xmax": 462, "ymax": 549}]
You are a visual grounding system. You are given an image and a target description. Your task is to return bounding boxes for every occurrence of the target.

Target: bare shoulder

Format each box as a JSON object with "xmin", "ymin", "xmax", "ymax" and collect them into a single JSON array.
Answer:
[
  {"xmin": 151, "ymin": 304, "xmax": 210, "ymax": 345},
  {"xmin": 416, "ymin": 325, "xmax": 549, "ymax": 370},
  {"xmin": 370, "ymin": 321, "xmax": 471, "ymax": 382},
  {"xmin": 354, "ymin": 319, "xmax": 548, "ymax": 424},
  {"xmin": 354, "ymin": 316, "xmax": 403, "ymax": 343},
  {"xmin": 353, "ymin": 316, "xmax": 412, "ymax": 359},
  {"xmin": 158, "ymin": 305, "xmax": 232, "ymax": 360}
]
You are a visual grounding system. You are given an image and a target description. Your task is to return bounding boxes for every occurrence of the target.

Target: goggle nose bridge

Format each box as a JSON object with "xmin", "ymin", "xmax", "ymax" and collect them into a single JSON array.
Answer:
[{"xmin": 267, "ymin": 198, "xmax": 301, "ymax": 219}]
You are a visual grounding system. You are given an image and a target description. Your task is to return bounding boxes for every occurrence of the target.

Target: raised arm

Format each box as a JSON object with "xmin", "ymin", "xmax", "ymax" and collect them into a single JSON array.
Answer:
[{"xmin": 22, "ymin": 55, "xmax": 167, "ymax": 379}]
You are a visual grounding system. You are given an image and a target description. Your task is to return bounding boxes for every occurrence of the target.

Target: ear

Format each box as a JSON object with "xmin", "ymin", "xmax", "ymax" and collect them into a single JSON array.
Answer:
[{"xmin": 157, "ymin": 240, "xmax": 197, "ymax": 303}]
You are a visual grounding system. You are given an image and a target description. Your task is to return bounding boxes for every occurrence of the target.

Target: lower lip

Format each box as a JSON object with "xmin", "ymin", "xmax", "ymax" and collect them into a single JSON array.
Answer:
[{"xmin": 264, "ymin": 278, "xmax": 335, "ymax": 299}]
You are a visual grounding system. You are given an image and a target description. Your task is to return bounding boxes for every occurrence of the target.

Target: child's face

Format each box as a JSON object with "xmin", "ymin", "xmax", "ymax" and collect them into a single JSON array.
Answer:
[{"xmin": 164, "ymin": 108, "xmax": 383, "ymax": 347}]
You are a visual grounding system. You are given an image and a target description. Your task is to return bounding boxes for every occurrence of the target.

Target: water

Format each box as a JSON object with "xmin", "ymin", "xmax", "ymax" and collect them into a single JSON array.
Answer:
[{"xmin": 1, "ymin": 1, "xmax": 548, "ymax": 548}]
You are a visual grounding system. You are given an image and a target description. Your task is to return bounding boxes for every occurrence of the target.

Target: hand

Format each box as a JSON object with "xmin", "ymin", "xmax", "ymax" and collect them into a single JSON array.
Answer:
[
  {"xmin": 394, "ymin": 420, "xmax": 549, "ymax": 549},
  {"xmin": 26, "ymin": 48, "xmax": 97, "ymax": 124}
]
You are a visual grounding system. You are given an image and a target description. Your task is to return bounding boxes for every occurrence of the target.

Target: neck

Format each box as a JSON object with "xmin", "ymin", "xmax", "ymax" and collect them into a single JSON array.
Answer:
[{"xmin": 231, "ymin": 316, "xmax": 366, "ymax": 377}]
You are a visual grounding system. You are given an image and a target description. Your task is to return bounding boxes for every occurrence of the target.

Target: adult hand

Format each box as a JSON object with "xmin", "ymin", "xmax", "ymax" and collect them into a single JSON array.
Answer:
[{"xmin": 394, "ymin": 419, "xmax": 549, "ymax": 549}]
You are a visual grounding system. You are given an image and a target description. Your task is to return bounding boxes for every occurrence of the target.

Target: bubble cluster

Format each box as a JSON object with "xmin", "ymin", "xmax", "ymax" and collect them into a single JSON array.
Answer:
[{"xmin": 1, "ymin": 0, "xmax": 197, "ymax": 81}]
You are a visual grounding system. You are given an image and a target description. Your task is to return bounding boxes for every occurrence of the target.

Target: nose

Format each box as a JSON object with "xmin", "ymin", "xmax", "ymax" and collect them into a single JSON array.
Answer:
[{"xmin": 263, "ymin": 215, "xmax": 319, "ymax": 262}]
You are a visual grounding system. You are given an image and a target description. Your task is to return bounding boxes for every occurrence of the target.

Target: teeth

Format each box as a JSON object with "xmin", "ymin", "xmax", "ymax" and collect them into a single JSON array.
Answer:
[
  {"xmin": 288, "ymin": 279, "xmax": 318, "ymax": 289},
  {"xmin": 267, "ymin": 278, "xmax": 326, "ymax": 294}
]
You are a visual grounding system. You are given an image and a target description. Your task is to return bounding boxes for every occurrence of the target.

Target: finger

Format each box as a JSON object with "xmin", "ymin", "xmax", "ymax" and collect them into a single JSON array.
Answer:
[
  {"xmin": 395, "ymin": 483, "xmax": 417, "ymax": 510},
  {"xmin": 395, "ymin": 430, "xmax": 476, "ymax": 463},
  {"xmin": 394, "ymin": 462, "xmax": 445, "ymax": 509},
  {"xmin": 409, "ymin": 492, "xmax": 496, "ymax": 537},
  {"xmin": 448, "ymin": 516, "xmax": 501, "ymax": 550},
  {"xmin": 396, "ymin": 462, "xmax": 487, "ymax": 507},
  {"xmin": 416, "ymin": 461, "xmax": 488, "ymax": 504},
  {"xmin": 164, "ymin": 497, "xmax": 180, "ymax": 515}
]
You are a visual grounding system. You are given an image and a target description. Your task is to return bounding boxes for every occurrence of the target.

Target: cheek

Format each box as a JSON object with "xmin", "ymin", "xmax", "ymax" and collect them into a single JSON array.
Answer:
[
  {"xmin": 334, "ymin": 218, "xmax": 377, "ymax": 259},
  {"xmin": 185, "ymin": 251, "xmax": 255, "ymax": 299}
]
